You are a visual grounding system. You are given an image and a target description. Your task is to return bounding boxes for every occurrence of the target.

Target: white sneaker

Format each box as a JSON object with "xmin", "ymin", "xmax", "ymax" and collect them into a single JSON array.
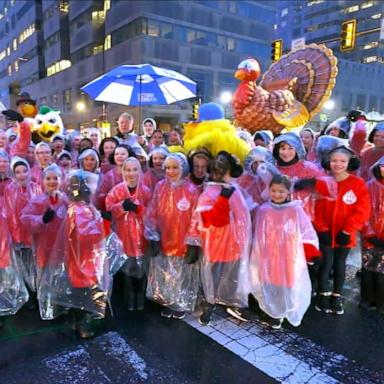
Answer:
[{"xmin": 226, "ymin": 307, "xmax": 249, "ymax": 322}]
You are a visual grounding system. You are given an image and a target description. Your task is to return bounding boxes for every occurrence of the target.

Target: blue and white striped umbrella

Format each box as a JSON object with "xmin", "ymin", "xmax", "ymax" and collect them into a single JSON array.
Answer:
[{"xmin": 81, "ymin": 64, "xmax": 197, "ymax": 106}]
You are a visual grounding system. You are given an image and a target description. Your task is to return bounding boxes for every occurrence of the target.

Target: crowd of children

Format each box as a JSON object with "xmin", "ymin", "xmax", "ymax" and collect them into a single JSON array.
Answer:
[{"xmin": 0, "ymin": 106, "xmax": 383, "ymax": 338}]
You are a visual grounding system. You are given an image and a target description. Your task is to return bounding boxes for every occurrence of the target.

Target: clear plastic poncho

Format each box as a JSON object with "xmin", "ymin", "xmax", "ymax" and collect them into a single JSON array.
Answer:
[
  {"xmin": 250, "ymin": 200, "xmax": 318, "ymax": 326},
  {"xmin": 145, "ymin": 177, "xmax": 200, "ymax": 312},
  {"xmin": 38, "ymin": 170, "xmax": 126, "ymax": 319},
  {"xmin": 105, "ymin": 170, "xmax": 152, "ymax": 279},
  {"xmin": 188, "ymin": 183, "xmax": 251, "ymax": 307}
]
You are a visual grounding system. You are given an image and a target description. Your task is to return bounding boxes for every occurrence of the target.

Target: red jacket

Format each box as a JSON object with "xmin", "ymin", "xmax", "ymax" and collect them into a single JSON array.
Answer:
[{"xmin": 314, "ymin": 174, "xmax": 371, "ymax": 248}]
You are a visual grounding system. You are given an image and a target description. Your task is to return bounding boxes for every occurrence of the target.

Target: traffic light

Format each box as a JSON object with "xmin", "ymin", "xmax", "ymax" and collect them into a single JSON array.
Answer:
[
  {"xmin": 271, "ymin": 39, "xmax": 283, "ymax": 62},
  {"xmin": 192, "ymin": 99, "xmax": 201, "ymax": 120},
  {"xmin": 340, "ymin": 19, "xmax": 356, "ymax": 52}
]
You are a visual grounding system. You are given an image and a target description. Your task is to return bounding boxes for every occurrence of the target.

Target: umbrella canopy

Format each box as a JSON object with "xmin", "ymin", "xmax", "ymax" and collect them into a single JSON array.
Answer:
[{"xmin": 81, "ymin": 64, "xmax": 197, "ymax": 106}]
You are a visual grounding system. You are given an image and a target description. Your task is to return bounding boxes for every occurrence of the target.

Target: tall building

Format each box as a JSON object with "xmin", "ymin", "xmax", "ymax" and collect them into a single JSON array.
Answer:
[
  {"xmin": 0, "ymin": 0, "xmax": 276, "ymax": 132},
  {"xmin": 276, "ymin": 0, "xmax": 384, "ymax": 123}
]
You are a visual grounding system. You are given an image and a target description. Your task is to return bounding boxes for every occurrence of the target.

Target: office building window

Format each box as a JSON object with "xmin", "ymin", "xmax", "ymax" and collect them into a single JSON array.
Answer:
[
  {"xmin": 343, "ymin": 5, "xmax": 359, "ymax": 13},
  {"xmin": 369, "ymin": 95, "xmax": 377, "ymax": 111},
  {"xmin": 342, "ymin": 93, "xmax": 352, "ymax": 112},
  {"xmin": 51, "ymin": 93, "xmax": 59, "ymax": 108},
  {"xmin": 45, "ymin": 32, "xmax": 60, "ymax": 49},
  {"xmin": 361, "ymin": 41, "xmax": 379, "ymax": 50},
  {"xmin": 361, "ymin": 1, "xmax": 374, "ymax": 9},
  {"xmin": 356, "ymin": 94, "xmax": 366, "ymax": 110},
  {"xmin": 363, "ymin": 55, "xmax": 378, "ymax": 63},
  {"xmin": 148, "ymin": 20, "xmax": 160, "ymax": 37},
  {"xmin": 63, "ymin": 89, "xmax": 72, "ymax": 112},
  {"xmin": 43, "ymin": 4, "xmax": 55, "ymax": 21},
  {"xmin": 19, "ymin": 23, "xmax": 35, "ymax": 44},
  {"xmin": 104, "ymin": 34, "xmax": 111, "ymax": 50}
]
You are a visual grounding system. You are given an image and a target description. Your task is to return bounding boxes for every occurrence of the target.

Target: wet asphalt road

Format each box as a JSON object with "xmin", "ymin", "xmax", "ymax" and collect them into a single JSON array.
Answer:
[{"xmin": 0, "ymin": 271, "xmax": 383, "ymax": 383}]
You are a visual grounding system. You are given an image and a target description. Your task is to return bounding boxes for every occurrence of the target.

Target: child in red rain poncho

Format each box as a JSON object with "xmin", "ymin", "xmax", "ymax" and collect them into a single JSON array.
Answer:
[
  {"xmin": 250, "ymin": 175, "xmax": 318, "ymax": 329},
  {"xmin": 96, "ymin": 144, "xmax": 133, "ymax": 212},
  {"xmin": 360, "ymin": 156, "xmax": 384, "ymax": 313},
  {"xmin": 106, "ymin": 157, "xmax": 151, "ymax": 311},
  {"xmin": 187, "ymin": 151, "xmax": 252, "ymax": 326},
  {"xmin": 273, "ymin": 133, "xmax": 335, "ymax": 222},
  {"xmin": 4, "ymin": 157, "xmax": 41, "ymax": 305},
  {"xmin": 39, "ymin": 170, "xmax": 110, "ymax": 338},
  {"xmin": 0, "ymin": 150, "xmax": 28, "ymax": 327},
  {"xmin": 359, "ymin": 122, "xmax": 384, "ymax": 181},
  {"xmin": 236, "ymin": 146, "xmax": 280, "ymax": 207},
  {"xmin": 142, "ymin": 147, "xmax": 168, "ymax": 193},
  {"xmin": 145, "ymin": 153, "xmax": 200, "ymax": 320},
  {"xmin": 21, "ymin": 164, "xmax": 68, "ymax": 319},
  {"xmin": 314, "ymin": 146, "xmax": 370, "ymax": 315}
]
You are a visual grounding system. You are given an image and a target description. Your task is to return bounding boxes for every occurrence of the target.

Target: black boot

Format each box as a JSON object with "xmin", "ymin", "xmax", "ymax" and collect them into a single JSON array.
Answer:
[
  {"xmin": 199, "ymin": 302, "xmax": 214, "ymax": 326},
  {"xmin": 135, "ymin": 277, "xmax": 147, "ymax": 311},
  {"xmin": 124, "ymin": 276, "xmax": 136, "ymax": 311},
  {"xmin": 76, "ymin": 311, "xmax": 95, "ymax": 339}
]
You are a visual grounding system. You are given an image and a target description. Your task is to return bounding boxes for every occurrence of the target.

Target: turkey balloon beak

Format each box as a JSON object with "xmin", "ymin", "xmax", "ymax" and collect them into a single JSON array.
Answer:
[{"xmin": 235, "ymin": 69, "xmax": 248, "ymax": 81}]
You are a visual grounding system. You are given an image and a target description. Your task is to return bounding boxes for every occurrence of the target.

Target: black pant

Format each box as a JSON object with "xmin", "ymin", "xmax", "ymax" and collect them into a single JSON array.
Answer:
[
  {"xmin": 361, "ymin": 268, "xmax": 384, "ymax": 309},
  {"xmin": 317, "ymin": 245, "xmax": 349, "ymax": 294}
]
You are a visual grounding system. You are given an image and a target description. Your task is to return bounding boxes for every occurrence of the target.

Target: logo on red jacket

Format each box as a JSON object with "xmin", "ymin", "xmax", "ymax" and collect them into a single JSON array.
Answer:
[
  {"xmin": 177, "ymin": 197, "xmax": 191, "ymax": 211},
  {"xmin": 342, "ymin": 190, "xmax": 357, "ymax": 205}
]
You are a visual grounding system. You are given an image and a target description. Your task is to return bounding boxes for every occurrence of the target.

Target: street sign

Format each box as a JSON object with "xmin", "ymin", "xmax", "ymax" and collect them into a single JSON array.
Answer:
[
  {"xmin": 291, "ymin": 37, "xmax": 306, "ymax": 51},
  {"xmin": 380, "ymin": 19, "xmax": 384, "ymax": 40}
]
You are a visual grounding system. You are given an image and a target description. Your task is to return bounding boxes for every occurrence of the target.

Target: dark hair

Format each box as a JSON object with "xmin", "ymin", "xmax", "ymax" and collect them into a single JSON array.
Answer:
[
  {"xmin": 99, "ymin": 137, "xmax": 119, "ymax": 158},
  {"xmin": 151, "ymin": 129, "xmax": 164, "ymax": 137},
  {"xmin": 272, "ymin": 141, "xmax": 299, "ymax": 165},
  {"xmin": 148, "ymin": 150, "xmax": 167, "ymax": 168},
  {"xmin": 13, "ymin": 161, "xmax": 28, "ymax": 172},
  {"xmin": 108, "ymin": 144, "xmax": 137, "ymax": 165},
  {"xmin": 372, "ymin": 164, "xmax": 383, "ymax": 181},
  {"xmin": 80, "ymin": 137, "xmax": 93, "ymax": 148},
  {"xmin": 269, "ymin": 174, "xmax": 291, "ymax": 190},
  {"xmin": 368, "ymin": 128, "xmax": 380, "ymax": 144}
]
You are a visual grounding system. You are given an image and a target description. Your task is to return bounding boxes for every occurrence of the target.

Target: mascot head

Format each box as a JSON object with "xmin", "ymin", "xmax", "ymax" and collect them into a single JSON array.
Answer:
[
  {"xmin": 16, "ymin": 92, "xmax": 38, "ymax": 119},
  {"xmin": 33, "ymin": 106, "xmax": 64, "ymax": 142}
]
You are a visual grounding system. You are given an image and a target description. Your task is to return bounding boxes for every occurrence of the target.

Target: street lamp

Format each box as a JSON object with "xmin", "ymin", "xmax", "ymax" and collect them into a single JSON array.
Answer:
[
  {"xmin": 220, "ymin": 91, "xmax": 232, "ymax": 117},
  {"xmin": 76, "ymin": 101, "xmax": 86, "ymax": 112},
  {"xmin": 324, "ymin": 99, "xmax": 335, "ymax": 110}
]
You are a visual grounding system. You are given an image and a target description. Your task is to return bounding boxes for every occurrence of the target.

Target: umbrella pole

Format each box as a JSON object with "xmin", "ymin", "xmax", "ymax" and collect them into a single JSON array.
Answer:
[{"xmin": 138, "ymin": 76, "xmax": 142, "ymax": 135}]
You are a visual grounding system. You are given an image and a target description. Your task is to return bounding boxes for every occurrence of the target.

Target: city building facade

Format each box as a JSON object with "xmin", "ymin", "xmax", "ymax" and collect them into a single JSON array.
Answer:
[
  {"xmin": 0, "ymin": 0, "xmax": 276, "ymax": 133},
  {"xmin": 276, "ymin": 0, "xmax": 384, "ymax": 124}
]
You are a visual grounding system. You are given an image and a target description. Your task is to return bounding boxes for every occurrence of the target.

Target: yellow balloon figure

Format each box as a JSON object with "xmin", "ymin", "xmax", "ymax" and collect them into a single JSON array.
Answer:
[{"xmin": 169, "ymin": 103, "xmax": 250, "ymax": 164}]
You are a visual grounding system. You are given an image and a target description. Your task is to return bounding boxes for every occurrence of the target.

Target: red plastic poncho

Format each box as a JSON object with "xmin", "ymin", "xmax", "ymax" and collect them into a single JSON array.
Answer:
[
  {"xmin": 142, "ymin": 169, "xmax": 165, "ymax": 193},
  {"xmin": 0, "ymin": 178, "xmax": 12, "ymax": 268},
  {"xmin": 9, "ymin": 121, "xmax": 31, "ymax": 158},
  {"xmin": 65, "ymin": 201, "xmax": 106, "ymax": 288},
  {"xmin": 314, "ymin": 174, "xmax": 371, "ymax": 248},
  {"xmin": 106, "ymin": 181, "xmax": 151, "ymax": 257},
  {"xmin": 145, "ymin": 179, "xmax": 199, "ymax": 257},
  {"xmin": 96, "ymin": 167, "xmax": 123, "ymax": 210},
  {"xmin": 21, "ymin": 193, "xmax": 68, "ymax": 269},
  {"xmin": 4, "ymin": 181, "xmax": 42, "ymax": 246},
  {"xmin": 277, "ymin": 160, "xmax": 334, "ymax": 221},
  {"xmin": 359, "ymin": 147, "xmax": 384, "ymax": 181},
  {"xmin": 362, "ymin": 177, "xmax": 384, "ymax": 246},
  {"xmin": 250, "ymin": 200, "xmax": 317, "ymax": 326}
]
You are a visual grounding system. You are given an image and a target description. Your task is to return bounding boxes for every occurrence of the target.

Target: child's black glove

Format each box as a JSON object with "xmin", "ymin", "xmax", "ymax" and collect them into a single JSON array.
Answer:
[
  {"xmin": 2, "ymin": 109, "xmax": 24, "ymax": 123},
  {"xmin": 122, "ymin": 199, "xmax": 138, "ymax": 212},
  {"xmin": 368, "ymin": 237, "xmax": 384, "ymax": 248},
  {"xmin": 220, "ymin": 186, "xmax": 235, "ymax": 199},
  {"xmin": 185, "ymin": 245, "xmax": 200, "ymax": 264},
  {"xmin": 150, "ymin": 240, "xmax": 161, "ymax": 257},
  {"xmin": 42, "ymin": 208, "xmax": 55, "ymax": 224},
  {"xmin": 101, "ymin": 210, "xmax": 112, "ymax": 221},
  {"xmin": 294, "ymin": 178, "xmax": 316, "ymax": 191},
  {"xmin": 336, "ymin": 231, "xmax": 350, "ymax": 246},
  {"xmin": 317, "ymin": 231, "xmax": 332, "ymax": 246}
]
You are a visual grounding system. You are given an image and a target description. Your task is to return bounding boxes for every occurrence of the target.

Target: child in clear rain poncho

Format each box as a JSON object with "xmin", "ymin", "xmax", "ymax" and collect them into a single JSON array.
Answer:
[
  {"xmin": 39, "ymin": 170, "xmax": 112, "ymax": 338},
  {"xmin": 0, "ymin": 150, "xmax": 28, "ymax": 327},
  {"xmin": 4, "ymin": 157, "xmax": 41, "ymax": 309},
  {"xmin": 187, "ymin": 151, "xmax": 252, "ymax": 325},
  {"xmin": 250, "ymin": 175, "xmax": 319, "ymax": 329},
  {"xmin": 21, "ymin": 164, "xmax": 68, "ymax": 319},
  {"xmin": 145, "ymin": 153, "xmax": 200, "ymax": 320},
  {"xmin": 106, "ymin": 157, "xmax": 152, "ymax": 311}
]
